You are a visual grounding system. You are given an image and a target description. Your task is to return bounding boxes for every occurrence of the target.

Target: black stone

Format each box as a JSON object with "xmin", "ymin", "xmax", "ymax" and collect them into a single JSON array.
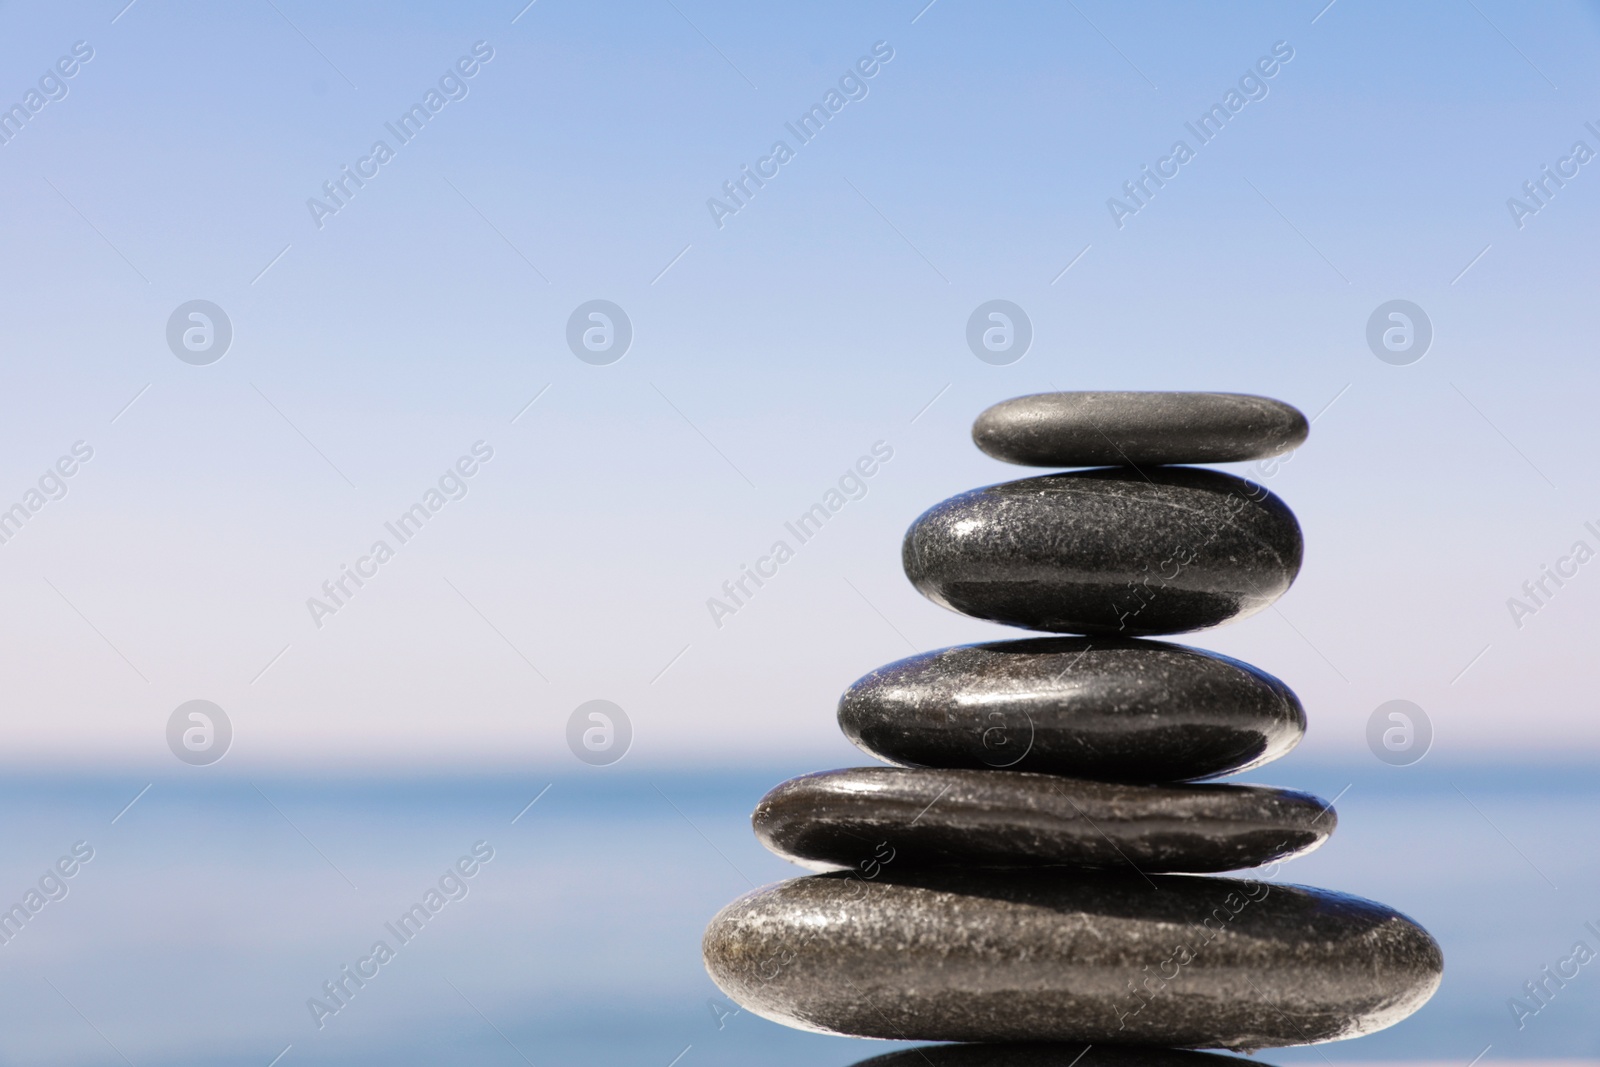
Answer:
[
  {"xmin": 852, "ymin": 1044, "xmax": 1267, "ymax": 1067},
  {"xmin": 838, "ymin": 638, "xmax": 1304, "ymax": 782},
  {"xmin": 902, "ymin": 467, "xmax": 1302, "ymax": 636},
  {"xmin": 702, "ymin": 870, "xmax": 1443, "ymax": 1048},
  {"xmin": 973, "ymin": 392, "xmax": 1308, "ymax": 468},
  {"xmin": 755, "ymin": 768, "xmax": 1332, "ymax": 873}
]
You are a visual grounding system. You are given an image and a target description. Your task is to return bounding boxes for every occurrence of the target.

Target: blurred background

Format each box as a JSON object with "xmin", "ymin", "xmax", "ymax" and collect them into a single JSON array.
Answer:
[{"xmin": 0, "ymin": 0, "xmax": 1597, "ymax": 1063}]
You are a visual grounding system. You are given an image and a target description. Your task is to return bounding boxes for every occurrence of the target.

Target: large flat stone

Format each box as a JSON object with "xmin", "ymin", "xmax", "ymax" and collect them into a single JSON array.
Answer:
[
  {"xmin": 973, "ymin": 392, "xmax": 1308, "ymax": 468},
  {"xmin": 852, "ymin": 1044, "xmax": 1266, "ymax": 1067},
  {"xmin": 703, "ymin": 871, "xmax": 1442, "ymax": 1048},
  {"xmin": 902, "ymin": 468, "xmax": 1302, "ymax": 635},
  {"xmin": 838, "ymin": 638, "xmax": 1303, "ymax": 782},
  {"xmin": 754, "ymin": 768, "xmax": 1331, "ymax": 874}
]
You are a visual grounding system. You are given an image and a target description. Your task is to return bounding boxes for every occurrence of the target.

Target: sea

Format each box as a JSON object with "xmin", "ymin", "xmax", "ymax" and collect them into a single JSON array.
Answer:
[{"xmin": 0, "ymin": 759, "xmax": 1593, "ymax": 1066}]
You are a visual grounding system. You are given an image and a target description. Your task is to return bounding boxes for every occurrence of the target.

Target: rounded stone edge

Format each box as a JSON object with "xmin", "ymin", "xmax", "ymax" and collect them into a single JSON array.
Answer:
[
  {"xmin": 1312, "ymin": 899, "xmax": 1445, "ymax": 1045},
  {"xmin": 1188, "ymin": 645, "xmax": 1308, "ymax": 778},
  {"xmin": 701, "ymin": 883, "xmax": 854, "ymax": 1038}
]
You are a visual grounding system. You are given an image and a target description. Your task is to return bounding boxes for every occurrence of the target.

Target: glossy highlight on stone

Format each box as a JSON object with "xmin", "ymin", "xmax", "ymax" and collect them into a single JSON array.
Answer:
[
  {"xmin": 973, "ymin": 392, "xmax": 1308, "ymax": 469},
  {"xmin": 902, "ymin": 467, "xmax": 1303, "ymax": 636},
  {"xmin": 838, "ymin": 637, "xmax": 1304, "ymax": 782},
  {"xmin": 754, "ymin": 767, "xmax": 1333, "ymax": 873},
  {"xmin": 702, "ymin": 870, "xmax": 1443, "ymax": 1048}
]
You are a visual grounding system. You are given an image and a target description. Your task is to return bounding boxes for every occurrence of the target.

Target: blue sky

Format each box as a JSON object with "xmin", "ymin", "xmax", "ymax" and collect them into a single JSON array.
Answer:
[{"xmin": 1, "ymin": 0, "xmax": 1598, "ymax": 770}]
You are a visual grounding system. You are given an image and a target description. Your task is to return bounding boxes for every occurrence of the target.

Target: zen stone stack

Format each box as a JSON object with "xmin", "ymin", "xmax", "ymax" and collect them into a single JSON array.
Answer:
[{"xmin": 703, "ymin": 391, "xmax": 1443, "ymax": 1055}]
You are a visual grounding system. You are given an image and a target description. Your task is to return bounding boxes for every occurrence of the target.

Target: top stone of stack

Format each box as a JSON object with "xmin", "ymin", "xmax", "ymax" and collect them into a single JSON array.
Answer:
[{"xmin": 973, "ymin": 392, "xmax": 1308, "ymax": 468}]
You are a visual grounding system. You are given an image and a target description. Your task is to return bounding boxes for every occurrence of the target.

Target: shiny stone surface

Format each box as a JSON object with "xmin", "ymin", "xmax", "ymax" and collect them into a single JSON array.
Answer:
[
  {"xmin": 838, "ymin": 637, "xmax": 1304, "ymax": 782},
  {"xmin": 703, "ymin": 870, "xmax": 1443, "ymax": 1048},
  {"xmin": 754, "ymin": 767, "xmax": 1333, "ymax": 873},
  {"xmin": 972, "ymin": 392, "xmax": 1308, "ymax": 468},
  {"xmin": 902, "ymin": 467, "xmax": 1302, "ymax": 636}
]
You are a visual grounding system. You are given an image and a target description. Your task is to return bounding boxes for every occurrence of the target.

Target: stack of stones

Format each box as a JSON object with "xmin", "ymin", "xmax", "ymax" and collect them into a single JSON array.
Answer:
[{"xmin": 703, "ymin": 392, "xmax": 1443, "ymax": 1056}]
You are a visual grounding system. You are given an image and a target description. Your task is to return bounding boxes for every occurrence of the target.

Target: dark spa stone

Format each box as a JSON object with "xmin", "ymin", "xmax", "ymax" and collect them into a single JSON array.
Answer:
[
  {"xmin": 837, "ymin": 637, "xmax": 1304, "ymax": 782},
  {"xmin": 972, "ymin": 392, "xmax": 1308, "ymax": 469},
  {"xmin": 901, "ymin": 467, "xmax": 1303, "ymax": 636},
  {"xmin": 702, "ymin": 870, "xmax": 1443, "ymax": 1048},
  {"xmin": 851, "ymin": 1043, "xmax": 1268, "ymax": 1067},
  {"xmin": 753, "ymin": 767, "xmax": 1332, "ymax": 873}
]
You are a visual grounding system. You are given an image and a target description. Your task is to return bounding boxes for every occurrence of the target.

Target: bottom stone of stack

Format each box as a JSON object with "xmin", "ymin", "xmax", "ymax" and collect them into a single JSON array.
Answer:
[
  {"xmin": 851, "ymin": 1044, "xmax": 1264, "ymax": 1067},
  {"xmin": 702, "ymin": 870, "xmax": 1441, "ymax": 1049}
]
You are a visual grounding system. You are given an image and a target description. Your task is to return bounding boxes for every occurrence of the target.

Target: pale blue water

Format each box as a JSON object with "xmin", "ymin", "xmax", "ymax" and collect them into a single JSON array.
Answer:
[{"xmin": 0, "ymin": 761, "xmax": 1594, "ymax": 1065}]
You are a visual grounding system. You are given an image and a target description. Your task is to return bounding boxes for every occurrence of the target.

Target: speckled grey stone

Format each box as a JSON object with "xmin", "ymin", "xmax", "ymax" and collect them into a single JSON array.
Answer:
[
  {"xmin": 902, "ymin": 467, "xmax": 1302, "ymax": 636},
  {"xmin": 851, "ymin": 1043, "xmax": 1266, "ymax": 1067},
  {"xmin": 754, "ymin": 768, "xmax": 1332, "ymax": 873},
  {"xmin": 973, "ymin": 392, "xmax": 1308, "ymax": 468},
  {"xmin": 838, "ymin": 638, "xmax": 1303, "ymax": 782},
  {"xmin": 702, "ymin": 871, "xmax": 1443, "ymax": 1048}
]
